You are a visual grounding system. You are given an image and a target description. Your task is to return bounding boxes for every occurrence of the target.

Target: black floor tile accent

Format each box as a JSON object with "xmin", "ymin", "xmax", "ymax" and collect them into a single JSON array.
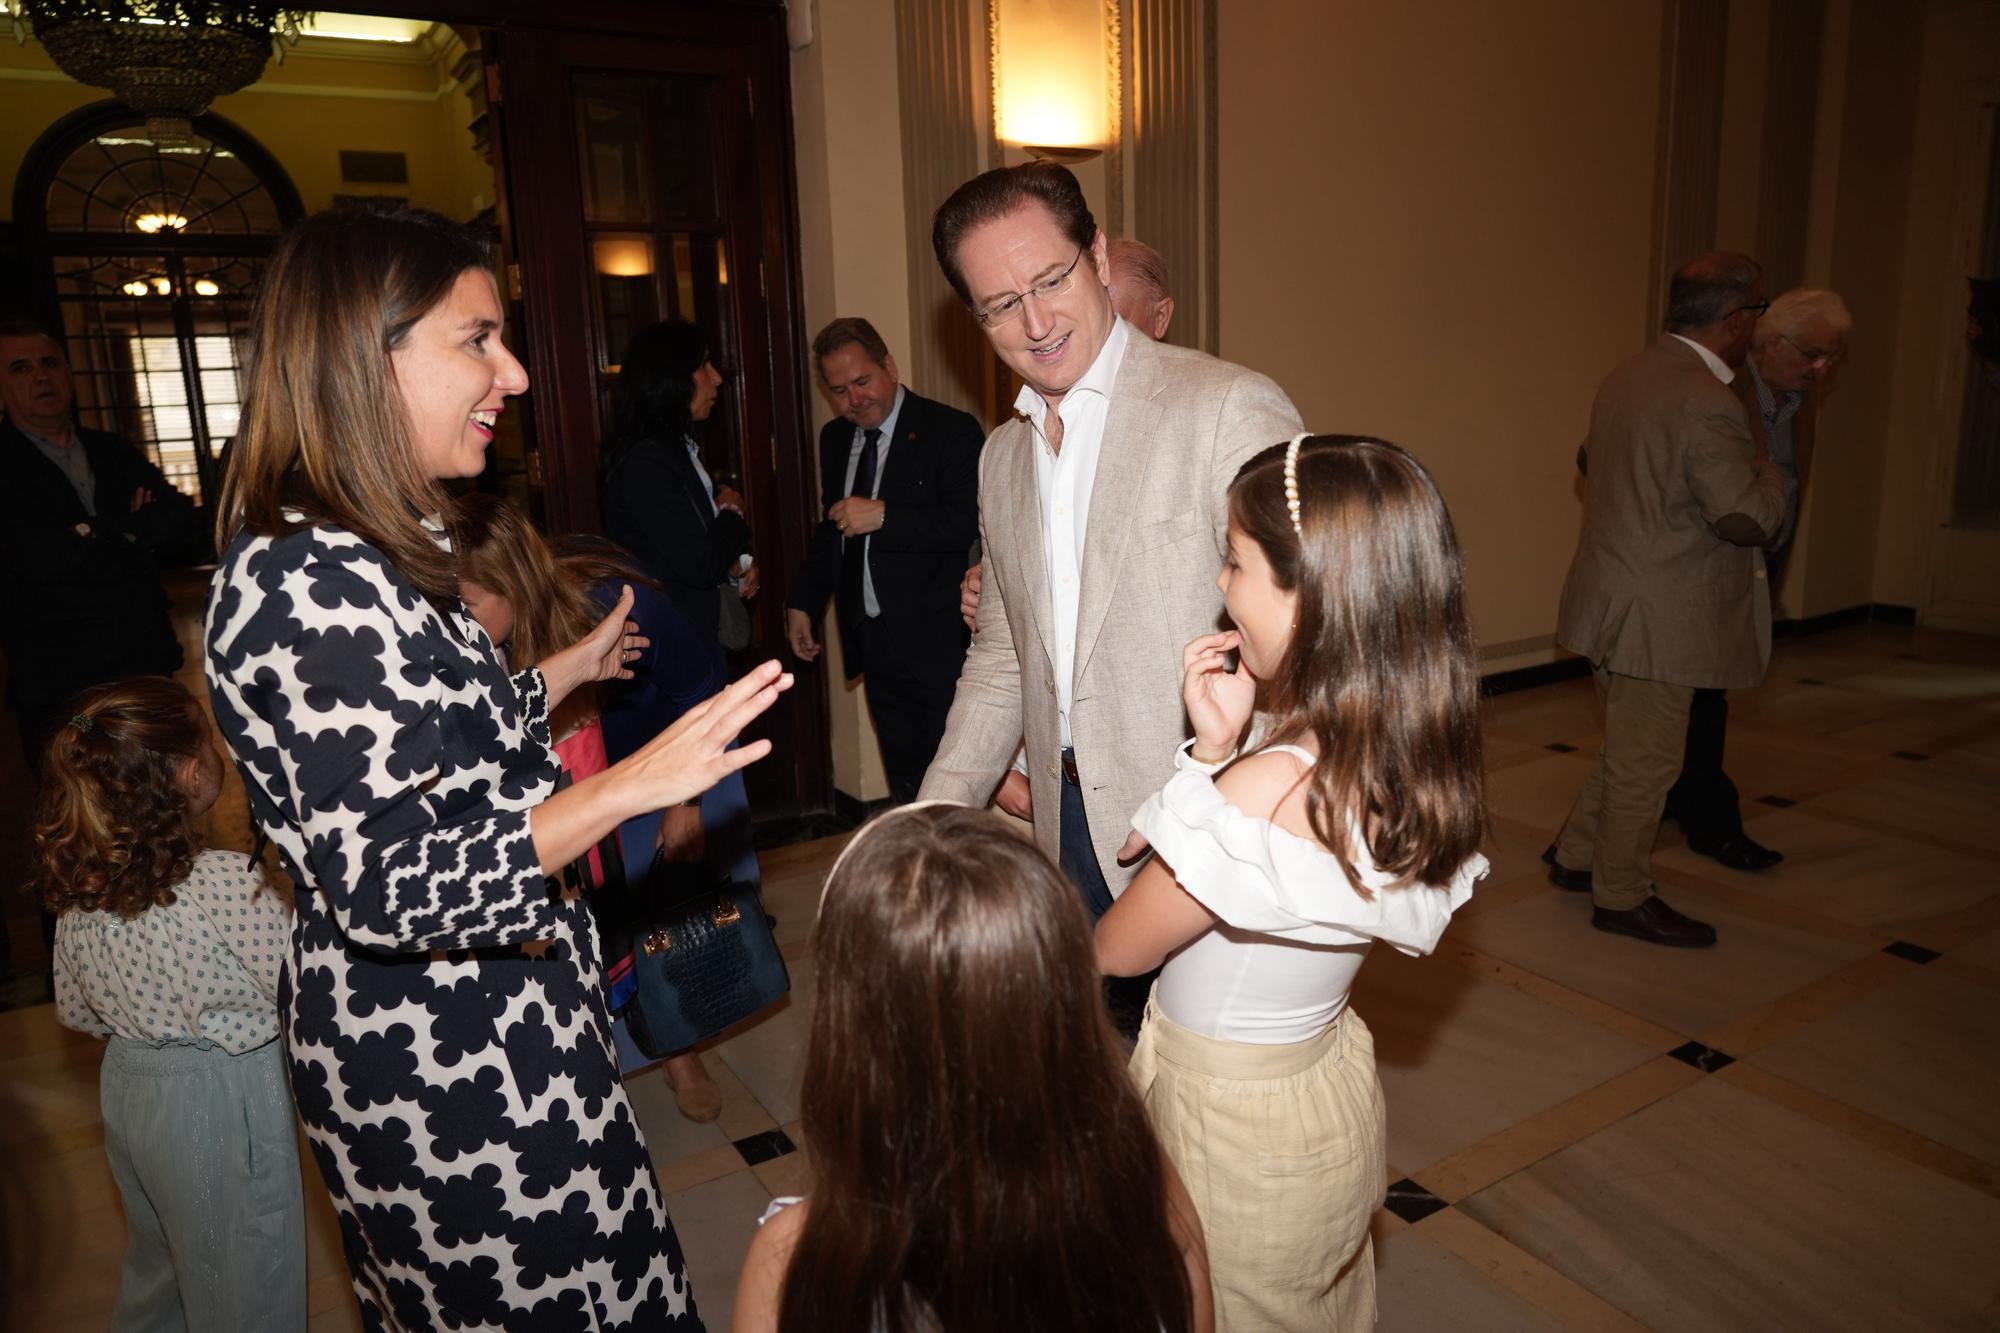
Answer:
[
  {"xmin": 1667, "ymin": 1040, "xmax": 1736, "ymax": 1073},
  {"xmin": 733, "ymin": 1129, "xmax": 799, "ymax": 1166},
  {"xmin": 1545, "ymin": 741, "xmax": 1578, "ymax": 754},
  {"xmin": 1891, "ymin": 750, "xmax": 1930, "ymax": 762},
  {"xmin": 1883, "ymin": 940, "xmax": 1942, "ymax": 965},
  {"xmin": 1757, "ymin": 794, "xmax": 1796, "ymax": 808},
  {"xmin": 1382, "ymin": 1177, "xmax": 1449, "ymax": 1225}
]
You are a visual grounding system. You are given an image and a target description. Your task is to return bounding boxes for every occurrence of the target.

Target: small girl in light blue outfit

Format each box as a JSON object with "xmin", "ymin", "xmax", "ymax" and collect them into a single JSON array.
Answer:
[{"xmin": 35, "ymin": 676, "xmax": 304, "ymax": 1332}]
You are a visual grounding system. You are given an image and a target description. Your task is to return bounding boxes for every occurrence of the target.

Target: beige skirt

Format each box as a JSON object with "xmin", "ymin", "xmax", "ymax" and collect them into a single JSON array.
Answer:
[{"xmin": 1131, "ymin": 995, "xmax": 1387, "ymax": 1333}]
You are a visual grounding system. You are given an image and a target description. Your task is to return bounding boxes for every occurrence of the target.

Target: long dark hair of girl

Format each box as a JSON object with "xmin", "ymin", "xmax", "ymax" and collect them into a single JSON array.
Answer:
[
  {"xmin": 598, "ymin": 319, "xmax": 711, "ymax": 482},
  {"xmin": 783, "ymin": 805, "xmax": 1196, "ymax": 1333},
  {"xmin": 31, "ymin": 677, "xmax": 211, "ymax": 917},
  {"xmin": 1229, "ymin": 435, "xmax": 1486, "ymax": 892}
]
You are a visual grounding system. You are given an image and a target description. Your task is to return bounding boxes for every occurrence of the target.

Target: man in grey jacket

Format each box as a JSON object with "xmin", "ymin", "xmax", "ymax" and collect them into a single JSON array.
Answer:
[{"xmin": 1546, "ymin": 253, "xmax": 1784, "ymax": 948}]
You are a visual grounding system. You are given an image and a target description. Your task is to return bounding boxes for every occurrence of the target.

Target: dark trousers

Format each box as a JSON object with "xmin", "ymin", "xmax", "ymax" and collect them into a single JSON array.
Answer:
[
  {"xmin": 1058, "ymin": 763, "xmax": 1117, "ymax": 920},
  {"xmin": 1058, "ymin": 753, "xmax": 1153, "ymax": 1035},
  {"xmin": 1666, "ymin": 687, "xmax": 1744, "ymax": 847},
  {"xmin": 856, "ymin": 616, "xmax": 960, "ymax": 805}
]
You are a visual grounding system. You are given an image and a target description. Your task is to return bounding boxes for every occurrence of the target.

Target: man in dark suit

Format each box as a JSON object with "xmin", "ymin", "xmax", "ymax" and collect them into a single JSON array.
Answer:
[
  {"xmin": 785, "ymin": 318, "xmax": 982, "ymax": 803},
  {"xmin": 0, "ymin": 318, "xmax": 194, "ymax": 768}
]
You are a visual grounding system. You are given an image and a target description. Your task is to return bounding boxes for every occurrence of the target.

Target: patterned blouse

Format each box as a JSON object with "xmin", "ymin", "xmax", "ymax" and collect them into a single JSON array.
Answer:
[{"xmin": 53, "ymin": 849, "xmax": 291, "ymax": 1053}]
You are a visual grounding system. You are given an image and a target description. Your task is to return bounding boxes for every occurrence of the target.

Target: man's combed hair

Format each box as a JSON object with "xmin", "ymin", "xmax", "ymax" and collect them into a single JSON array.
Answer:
[
  {"xmin": 32, "ymin": 677, "xmax": 210, "ymax": 918},
  {"xmin": 217, "ymin": 204, "xmax": 493, "ymax": 600},
  {"xmin": 1665, "ymin": 251, "xmax": 1763, "ymax": 333},
  {"xmin": 931, "ymin": 160, "xmax": 1097, "ymax": 307},
  {"xmin": 811, "ymin": 316, "xmax": 890, "ymax": 369},
  {"xmin": 781, "ymin": 805, "xmax": 1197, "ymax": 1333},
  {"xmin": 1230, "ymin": 436, "xmax": 1487, "ymax": 891}
]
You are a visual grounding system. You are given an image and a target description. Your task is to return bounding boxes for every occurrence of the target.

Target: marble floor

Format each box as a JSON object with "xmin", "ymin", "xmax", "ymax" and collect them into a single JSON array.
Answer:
[{"xmin": 3, "ymin": 611, "xmax": 1998, "ymax": 1330}]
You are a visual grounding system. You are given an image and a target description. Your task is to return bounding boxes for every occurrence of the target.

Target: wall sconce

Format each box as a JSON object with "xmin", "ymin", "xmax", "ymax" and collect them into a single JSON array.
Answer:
[
  {"xmin": 591, "ymin": 236, "xmax": 653, "ymax": 277},
  {"xmin": 994, "ymin": 0, "xmax": 1107, "ymax": 164}
]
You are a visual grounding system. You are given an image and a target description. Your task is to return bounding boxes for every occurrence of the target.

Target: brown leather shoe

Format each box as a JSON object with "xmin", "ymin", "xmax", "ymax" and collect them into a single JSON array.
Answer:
[
  {"xmin": 1592, "ymin": 895, "xmax": 1718, "ymax": 948},
  {"xmin": 1542, "ymin": 845, "xmax": 1593, "ymax": 893}
]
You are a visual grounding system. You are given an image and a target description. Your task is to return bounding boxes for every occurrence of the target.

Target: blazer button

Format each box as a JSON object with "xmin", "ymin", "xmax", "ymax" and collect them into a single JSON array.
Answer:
[{"xmin": 1045, "ymin": 676, "xmax": 1055, "ymax": 693}]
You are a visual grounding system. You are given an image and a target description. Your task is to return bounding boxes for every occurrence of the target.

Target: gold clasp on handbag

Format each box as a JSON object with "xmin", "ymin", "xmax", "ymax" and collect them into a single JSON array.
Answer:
[
  {"xmin": 711, "ymin": 897, "xmax": 741, "ymax": 927},
  {"xmin": 642, "ymin": 928, "xmax": 673, "ymax": 956}
]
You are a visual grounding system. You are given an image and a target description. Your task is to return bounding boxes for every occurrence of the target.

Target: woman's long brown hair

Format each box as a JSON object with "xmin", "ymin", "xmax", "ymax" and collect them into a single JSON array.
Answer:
[
  {"xmin": 216, "ymin": 204, "xmax": 493, "ymax": 601},
  {"xmin": 782, "ymin": 805, "xmax": 1196, "ymax": 1333},
  {"xmin": 1230, "ymin": 435, "xmax": 1486, "ymax": 891},
  {"xmin": 454, "ymin": 493, "xmax": 655, "ymax": 737},
  {"xmin": 32, "ymin": 677, "xmax": 211, "ymax": 917}
]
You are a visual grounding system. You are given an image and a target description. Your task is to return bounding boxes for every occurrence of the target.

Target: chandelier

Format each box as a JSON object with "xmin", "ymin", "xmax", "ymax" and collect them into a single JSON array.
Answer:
[{"xmin": 10, "ymin": 1, "xmax": 309, "ymax": 142}]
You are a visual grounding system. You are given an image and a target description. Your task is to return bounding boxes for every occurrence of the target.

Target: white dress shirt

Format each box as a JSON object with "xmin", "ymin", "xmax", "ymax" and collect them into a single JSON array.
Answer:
[
  {"xmin": 839, "ymin": 384, "xmax": 905, "ymax": 618},
  {"xmin": 1015, "ymin": 317, "xmax": 1133, "ymax": 750},
  {"xmin": 1669, "ymin": 333, "xmax": 1736, "ymax": 385}
]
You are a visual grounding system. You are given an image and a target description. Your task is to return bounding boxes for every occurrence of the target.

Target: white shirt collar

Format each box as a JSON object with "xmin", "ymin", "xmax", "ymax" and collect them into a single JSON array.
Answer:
[
  {"xmin": 1669, "ymin": 333, "xmax": 1736, "ymax": 385},
  {"xmin": 1014, "ymin": 316, "xmax": 1133, "ymax": 433}
]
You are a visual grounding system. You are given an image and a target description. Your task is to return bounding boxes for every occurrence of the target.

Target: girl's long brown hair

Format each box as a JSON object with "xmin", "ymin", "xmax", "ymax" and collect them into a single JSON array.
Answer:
[
  {"xmin": 216, "ymin": 204, "xmax": 493, "ymax": 601},
  {"xmin": 1231, "ymin": 435, "xmax": 1486, "ymax": 891},
  {"xmin": 32, "ymin": 677, "xmax": 211, "ymax": 917},
  {"xmin": 782, "ymin": 805, "xmax": 1196, "ymax": 1333},
  {"xmin": 453, "ymin": 493, "xmax": 655, "ymax": 737}
]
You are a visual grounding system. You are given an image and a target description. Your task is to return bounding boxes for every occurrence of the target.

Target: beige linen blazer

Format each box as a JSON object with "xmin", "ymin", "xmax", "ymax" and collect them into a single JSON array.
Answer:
[
  {"xmin": 917, "ymin": 330, "xmax": 1302, "ymax": 891},
  {"xmin": 1556, "ymin": 335, "xmax": 1785, "ymax": 690}
]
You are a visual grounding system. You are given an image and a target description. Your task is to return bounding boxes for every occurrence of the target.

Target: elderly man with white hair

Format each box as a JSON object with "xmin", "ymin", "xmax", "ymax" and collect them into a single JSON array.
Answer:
[{"xmin": 1664, "ymin": 287, "xmax": 1854, "ymax": 873}]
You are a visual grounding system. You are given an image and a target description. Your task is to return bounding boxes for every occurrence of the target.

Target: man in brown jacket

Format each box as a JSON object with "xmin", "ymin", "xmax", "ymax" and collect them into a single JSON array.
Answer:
[{"xmin": 1546, "ymin": 253, "xmax": 1785, "ymax": 947}]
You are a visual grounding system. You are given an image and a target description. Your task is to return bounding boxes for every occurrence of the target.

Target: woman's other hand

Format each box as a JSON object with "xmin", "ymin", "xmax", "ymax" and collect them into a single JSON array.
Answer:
[
  {"xmin": 542, "ymin": 585, "xmax": 649, "ymax": 712},
  {"xmin": 617, "ymin": 660, "xmax": 792, "ymax": 811},
  {"xmin": 1183, "ymin": 631, "xmax": 1252, "ymax": 764}
]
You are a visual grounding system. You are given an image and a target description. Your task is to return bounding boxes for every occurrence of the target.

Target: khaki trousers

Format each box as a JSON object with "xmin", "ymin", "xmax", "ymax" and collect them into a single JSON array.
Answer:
[
  {"xmin": 1555, "ymin": 664, "xmax": 1695, "ymax": 910},
  {"xmin": 1131, "ymin": 996, "xmax": 1385, "ymax": 1332}
]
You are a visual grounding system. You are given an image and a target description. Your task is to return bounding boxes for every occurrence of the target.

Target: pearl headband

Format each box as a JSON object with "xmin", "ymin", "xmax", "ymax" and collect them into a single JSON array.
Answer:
[
  {"xmin": 1283, "ymin": 431, "xmax": 1312, "ymax": 537},
  {"xmin": 818, "ymin": 799, "xmax": 969, "ymax": 909}
]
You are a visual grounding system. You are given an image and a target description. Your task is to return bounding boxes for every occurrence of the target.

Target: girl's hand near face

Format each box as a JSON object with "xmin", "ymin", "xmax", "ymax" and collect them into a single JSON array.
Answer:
[{"xmin": 1183, "ymin": 631, "xmax": 1253, "ymax": 763}]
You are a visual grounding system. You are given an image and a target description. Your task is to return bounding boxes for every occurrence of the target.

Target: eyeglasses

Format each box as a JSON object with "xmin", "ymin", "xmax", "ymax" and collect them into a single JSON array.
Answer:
[
  {"xmin": 972, "ymin": 247, "xmax": 1086, "ymax": 328},
  {"xmin": 1778, "ymin": 331, "xmax": 1843, "ymax": 368},
  {"xmin": 1732, "ymin": 299, "xmax": 1772, "ymax": 319}
]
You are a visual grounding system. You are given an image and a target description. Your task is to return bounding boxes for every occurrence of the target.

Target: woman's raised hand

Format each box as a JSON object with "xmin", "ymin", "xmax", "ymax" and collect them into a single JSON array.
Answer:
[
  {"xmin": 1183, "ymin": 631, "xmax": 1253, "ymax": 763},
  {"xmin": 618, "ymin": 660, "xmax": 793, "ymax": 811},
  {"xmin": 538, "ymin": 585, "xmax": 650, "ymax": 714}
]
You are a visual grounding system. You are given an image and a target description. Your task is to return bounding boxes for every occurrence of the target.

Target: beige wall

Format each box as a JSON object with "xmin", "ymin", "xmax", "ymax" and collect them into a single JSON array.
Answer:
[
  {"xmin": 0, "ymin": 37, "xmax": 490, "ymax": 222},
  {"xmin": 791, "ymin": 0, "xmax": 908, "ymax": 802},
  {"xmin": 1216, "ymin": 0, "xmax": 1665, "ymax": 661}
]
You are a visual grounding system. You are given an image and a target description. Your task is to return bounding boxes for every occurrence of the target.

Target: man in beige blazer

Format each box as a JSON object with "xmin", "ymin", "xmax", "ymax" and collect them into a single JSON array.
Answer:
[
  {"xmin": 1547, "ymin": 252, "xmax": 1784, "ymax": 948},
  {"xmin": 917, "ymin": 162, "xmax": 1302, "ymax": 922}
]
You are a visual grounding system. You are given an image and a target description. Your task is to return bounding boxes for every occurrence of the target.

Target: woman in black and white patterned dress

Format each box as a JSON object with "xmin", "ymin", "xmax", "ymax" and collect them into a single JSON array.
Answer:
[{"xmin": 204, "ymin": 205, "xmax": 789, "ymax": 1331}]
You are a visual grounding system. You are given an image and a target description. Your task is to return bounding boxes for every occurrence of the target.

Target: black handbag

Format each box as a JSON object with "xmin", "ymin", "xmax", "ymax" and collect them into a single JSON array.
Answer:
[{"xmin": 622, "ymin": 864, "xmax": 790, "ymax": 1058}]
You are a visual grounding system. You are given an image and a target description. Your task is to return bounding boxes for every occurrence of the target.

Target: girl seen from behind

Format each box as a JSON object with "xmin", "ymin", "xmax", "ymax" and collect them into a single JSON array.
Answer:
[
  {"xmin": 1097, "ymin": 435, "xmax": 1489, "ymax": 1331},
  {"xmin": 733, "ymin": 802, "xmax": 1213, "ymax": 1333},
  {"xmin": 37, "ymin": 676, "xmax": 304, "ymax": 1332}
]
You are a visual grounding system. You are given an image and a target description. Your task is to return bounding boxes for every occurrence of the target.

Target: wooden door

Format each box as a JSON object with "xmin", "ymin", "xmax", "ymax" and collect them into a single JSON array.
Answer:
[{"xmin": 484, "ymin": 13, "xmax": 828, "ymax": 817}]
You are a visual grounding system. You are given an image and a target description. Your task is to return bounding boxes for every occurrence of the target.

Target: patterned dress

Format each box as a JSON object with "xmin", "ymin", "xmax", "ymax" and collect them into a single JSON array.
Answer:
[{"xmin": 205, "ymin": 522, "xmax": 702, "ymax": 1331}]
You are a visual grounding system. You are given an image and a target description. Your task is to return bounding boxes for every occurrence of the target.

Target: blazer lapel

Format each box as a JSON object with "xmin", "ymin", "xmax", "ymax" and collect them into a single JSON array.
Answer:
[
  {"xmin": 996, "ymin": 415, "xmax": 1054, "ymax": 663},
  {"xmin": 1071, "ymin": 335, "xmax": 1164, "ymax": 686}
]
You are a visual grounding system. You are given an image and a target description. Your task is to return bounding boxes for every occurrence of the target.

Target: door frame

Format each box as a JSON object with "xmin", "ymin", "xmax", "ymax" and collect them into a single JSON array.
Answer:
[{"xmin": 1917, "ymin": 75, "xmax": 2000, "ymax": 633}]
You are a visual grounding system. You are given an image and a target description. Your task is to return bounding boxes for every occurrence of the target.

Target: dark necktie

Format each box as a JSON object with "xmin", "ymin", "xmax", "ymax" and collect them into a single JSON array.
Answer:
[{"xmin": 840, "ymin": 427, "xmax": 881, "ymax": 615}]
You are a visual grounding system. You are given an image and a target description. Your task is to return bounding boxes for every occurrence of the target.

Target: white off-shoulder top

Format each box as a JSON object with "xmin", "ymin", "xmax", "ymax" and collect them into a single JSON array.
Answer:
[{"xmin": 1131, "ymin": 744, "xmax": 1487, "ymax": 1044}]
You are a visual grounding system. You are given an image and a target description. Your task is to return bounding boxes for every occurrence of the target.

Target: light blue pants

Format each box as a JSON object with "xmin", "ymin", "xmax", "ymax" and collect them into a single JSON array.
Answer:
[{"xmin": 98, "ymin": 1036, "xmax": 307, "ymax": 1332}]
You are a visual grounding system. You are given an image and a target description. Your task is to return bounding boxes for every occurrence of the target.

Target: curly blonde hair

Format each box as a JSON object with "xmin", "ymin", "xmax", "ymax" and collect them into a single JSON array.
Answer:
[{"xmin": 32, "ymin": 677, "xmax": 210, "ymax": 918}]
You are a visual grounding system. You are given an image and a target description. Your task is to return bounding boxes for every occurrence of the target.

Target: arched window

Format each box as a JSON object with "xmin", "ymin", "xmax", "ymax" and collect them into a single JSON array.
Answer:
[{"xmin": 15, "ymin": 103, "xmax": 303, "ymax": 512}]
